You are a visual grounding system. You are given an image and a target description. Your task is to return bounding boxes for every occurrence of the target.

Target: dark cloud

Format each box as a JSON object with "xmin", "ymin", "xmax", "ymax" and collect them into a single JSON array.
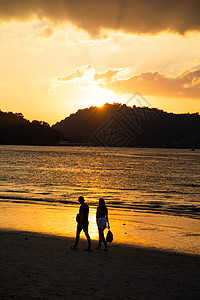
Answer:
[
  {"xmin": 103, "ymin": 69, "xmax": 200, "ymax": 99},
  {"xmin": 0, "ymin": 0, "xmax": 200, "ymax": 36}
]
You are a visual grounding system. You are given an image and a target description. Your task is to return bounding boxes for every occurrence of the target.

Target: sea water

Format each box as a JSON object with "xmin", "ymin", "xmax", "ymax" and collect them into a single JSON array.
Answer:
[{"xmin": 0, "ymin": 145, "xmax": 200, "ymax": 254}]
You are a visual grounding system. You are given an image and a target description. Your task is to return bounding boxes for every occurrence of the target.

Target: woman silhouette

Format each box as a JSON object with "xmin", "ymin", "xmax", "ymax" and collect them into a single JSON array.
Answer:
[{"xmin": 96, "ymin": 198, "xmax": 110, "ymax": 251}]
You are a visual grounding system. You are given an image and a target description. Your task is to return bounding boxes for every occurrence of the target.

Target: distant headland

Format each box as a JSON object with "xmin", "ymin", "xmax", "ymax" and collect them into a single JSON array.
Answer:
[{"xmin": 1, "ymin": 104, "xmax": 200, "ymax": 148}]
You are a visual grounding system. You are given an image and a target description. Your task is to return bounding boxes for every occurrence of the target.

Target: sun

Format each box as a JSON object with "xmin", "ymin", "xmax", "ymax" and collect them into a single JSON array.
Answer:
[{"xmin": 83, "ymin": 86, "xmax": 118, "ymax": 108}]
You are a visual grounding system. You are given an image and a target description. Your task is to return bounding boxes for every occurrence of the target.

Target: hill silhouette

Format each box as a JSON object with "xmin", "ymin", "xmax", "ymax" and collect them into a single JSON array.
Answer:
[
  {"xmin": 53, "ymin": 103, "xmax": 200, "ymax": 148},
  {"xmin": 1, "ymin": 105, "xmax": 200, "ymax": 148},
  {"xmin": 0, "ymin": 111, "xmax": 64, "ymax": 145}
]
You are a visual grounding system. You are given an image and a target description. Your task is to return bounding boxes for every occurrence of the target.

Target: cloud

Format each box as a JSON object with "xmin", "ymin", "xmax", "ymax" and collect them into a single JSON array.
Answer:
[
  {"xmin": 54, "ymin": 65, "xmax": 200, "ymax": 99},
  {"xmin": 1, "ymin": 0, "xmax": 200, "ymax": 36},
  {"xmin": 58, "ymin": 65, "xmax": 130, "ymax": 84},
  {"xmin": 103, "ymin": 69, "xmax": 200, "ymax": 99},
  {"xmin": 52, "ymin": 65, "xmax": 130, "ymax": 95},
  {"xmin": 36, "ymin": 26, "xmax": 54, "ymax": 38},
  {"xmin": 94, "ymin": 68, "xmax": 130, "ymax": 83},
  {"xmin": 94, "ymin": 69, "xmax": 119, "ymax": 83},
  {"xmin": 58, "ymin": 64, "xmax": 93, "ymax": 82}
]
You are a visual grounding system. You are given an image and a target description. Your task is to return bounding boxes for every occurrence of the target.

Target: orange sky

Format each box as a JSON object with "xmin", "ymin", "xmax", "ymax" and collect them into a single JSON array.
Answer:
[{"xmin": 0, "ymin": 0, "xmax": 200, "ymax": 125}]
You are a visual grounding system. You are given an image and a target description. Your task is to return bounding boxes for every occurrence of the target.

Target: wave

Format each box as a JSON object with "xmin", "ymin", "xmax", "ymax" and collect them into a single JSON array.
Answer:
[
  {"xmin": 0, "ymin": 195, "xmax": 199, "ymax": 220},
  {"xmin": 168, "ymin": 204, "xmax": 200, "ymax": 213},
  {"xmin": 0, "ymin": 195, "xmax": 84, "ymax": 207},
  {"xmin": 106, "ymin": 202, "xmax": 200, "ymax": 219},
  {"xmin": 0, "ymin": 195, "xmax": 55, "ymax": 203},
  {"xmin": 177, "ymin": 183, "xmax": 200, "ymax": 188},
  {"xmin": 152, "ymin": 190, "xmax": 200, "ymax": 195},
  {"xmin": 5, "ymin": 189, "xmax": 30, "ymax": 194}
]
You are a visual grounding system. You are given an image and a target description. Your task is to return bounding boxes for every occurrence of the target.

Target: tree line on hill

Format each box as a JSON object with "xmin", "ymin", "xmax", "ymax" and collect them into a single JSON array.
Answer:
[
  {"xmin": 0, "ymin": 111, "xmax": 64, "ymax": 145},
  {"xmin": 1, "ymin": 104, "xmax": 200, "ymax": 148},
  {"xmin": 53, "ymin": 103, "xmax": 200, "ymax": 149}
]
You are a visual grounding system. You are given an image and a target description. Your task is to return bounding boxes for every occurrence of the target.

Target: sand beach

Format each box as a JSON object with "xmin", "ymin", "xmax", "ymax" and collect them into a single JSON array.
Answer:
[
  {"xmin": 1, "ymin": 229, "xmax": 200, "ymax": 300},
  {"xmin": 1, "ymin": 146, "xmax": 200, "ymax": 299}
]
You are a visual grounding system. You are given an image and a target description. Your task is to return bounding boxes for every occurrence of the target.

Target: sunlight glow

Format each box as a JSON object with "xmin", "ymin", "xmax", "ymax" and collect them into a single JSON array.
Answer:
[
  {"xmin": 82, "ymin": 86, "xmax": 119, "ymax": 108},
  {"xmin": 1, "ymin": 19, "xmax": 200, "ymax": 123}
]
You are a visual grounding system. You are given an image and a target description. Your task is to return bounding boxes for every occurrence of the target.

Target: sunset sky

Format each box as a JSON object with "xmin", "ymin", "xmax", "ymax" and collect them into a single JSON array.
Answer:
[{"xmin": 1, "ymin": 0, "xmax": 200, "ymax": 125}]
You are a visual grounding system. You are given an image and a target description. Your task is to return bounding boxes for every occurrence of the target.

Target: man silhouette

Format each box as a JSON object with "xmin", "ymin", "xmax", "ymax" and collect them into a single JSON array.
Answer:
[{"xmin": 70, "ymin": 196, "xmax": 92, "ymax": 251}]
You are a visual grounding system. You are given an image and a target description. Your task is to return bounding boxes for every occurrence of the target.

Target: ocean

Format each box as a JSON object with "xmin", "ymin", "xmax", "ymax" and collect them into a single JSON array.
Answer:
[{"xmin": 0, "ymin": 145, "xmax": 200, "ymax": 254}]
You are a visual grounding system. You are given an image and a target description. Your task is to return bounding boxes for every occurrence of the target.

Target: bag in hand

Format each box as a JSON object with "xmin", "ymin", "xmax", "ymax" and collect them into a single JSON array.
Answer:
[{"xmin": 106, "ymin": 230, "xmax": 113, "ymax": 243}]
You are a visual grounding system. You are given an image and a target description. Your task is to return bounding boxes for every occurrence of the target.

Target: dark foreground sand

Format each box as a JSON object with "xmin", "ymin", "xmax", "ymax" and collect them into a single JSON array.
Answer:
[{"xmin": 0, "ymin": 230, "xmax": 200, "ymax": 300}]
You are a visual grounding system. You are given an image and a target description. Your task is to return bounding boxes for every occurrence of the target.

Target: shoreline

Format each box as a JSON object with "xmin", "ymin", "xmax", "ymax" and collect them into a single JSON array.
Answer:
[
  {"xmin": 1, "ymin": 201, "xmax": 200, "ymax": 256},
  {"xmin": 1, "ymin": 229, "xmax": 200, "ymax": 299}
]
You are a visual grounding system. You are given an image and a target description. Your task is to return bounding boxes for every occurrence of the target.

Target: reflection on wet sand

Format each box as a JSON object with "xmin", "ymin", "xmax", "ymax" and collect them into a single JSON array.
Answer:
[{"xmin": 0, "ymin": 202, "xmax": 199, "ymax": 255}]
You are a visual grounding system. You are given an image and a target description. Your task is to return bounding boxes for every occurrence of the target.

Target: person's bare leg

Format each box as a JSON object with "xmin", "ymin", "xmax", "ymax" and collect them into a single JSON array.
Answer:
[
  {"xmin": 98, "ymin": 229, "xmax": 102, "ymax": 247},
  {"xmin": 74, "ymin": 225, "xmax": 81, "ymax": 247},
  {"xmin": 83, "ymin": 226, "xmax": 91, "ymax": 248},
  {"xmin": 102, "ymin": 229, "xmax": 107, "ymax": 247}
]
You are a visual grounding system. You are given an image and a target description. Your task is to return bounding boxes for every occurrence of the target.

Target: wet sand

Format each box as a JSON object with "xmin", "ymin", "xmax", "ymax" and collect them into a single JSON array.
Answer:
[
  {"xmin": 0, "ymin": 230, "xmax": 200, "ymax": 299},
  {"xmin": 1, "ymin": 202, "xmax": 200, "ymax": 256}
]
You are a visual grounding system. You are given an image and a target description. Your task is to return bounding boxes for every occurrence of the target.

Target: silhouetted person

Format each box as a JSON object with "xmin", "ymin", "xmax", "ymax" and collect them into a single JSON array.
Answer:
[
  {"xmin": 70, "ymin": 196, "xmax": 92, "ymax": 251},
  {"xmin": 96, "ymin": 198, "xmax": 110, "ymax": 251}
]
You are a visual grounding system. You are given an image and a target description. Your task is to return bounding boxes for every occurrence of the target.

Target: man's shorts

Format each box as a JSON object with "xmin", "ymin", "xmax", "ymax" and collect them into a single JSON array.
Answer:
[{"xmin": 77, "ymin": 223, "xmax": 89, "ymax": 234}]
